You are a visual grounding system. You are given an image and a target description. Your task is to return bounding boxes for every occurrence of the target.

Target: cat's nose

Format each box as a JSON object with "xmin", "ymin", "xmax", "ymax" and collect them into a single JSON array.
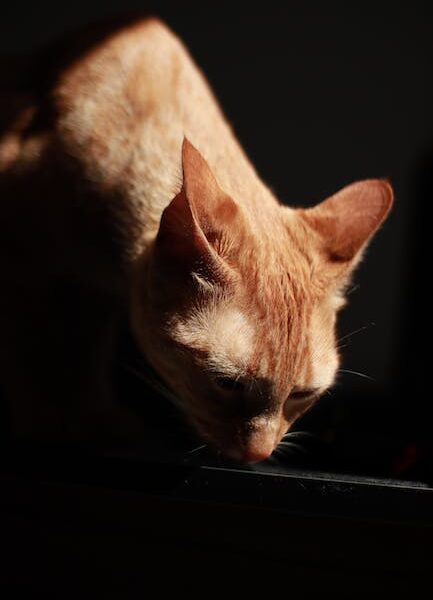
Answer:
[
  {"xmin": 241, "ymin": 447, "xmax": 272, "ymax": 463},
  {"xmin": 235, "ymin": 422, "xmax": 279, "ymax": 462}
]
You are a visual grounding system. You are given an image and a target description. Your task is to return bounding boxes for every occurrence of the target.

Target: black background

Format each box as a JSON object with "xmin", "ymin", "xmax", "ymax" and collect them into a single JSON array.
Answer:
[{"xmin": 2, "ymin": 1, "xmax": 432, "ymax": 475}]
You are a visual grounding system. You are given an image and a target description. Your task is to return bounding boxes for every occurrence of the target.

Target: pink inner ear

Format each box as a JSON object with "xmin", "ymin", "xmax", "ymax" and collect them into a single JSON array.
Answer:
[
  {"xmin": 153, "ymin": 139, "xmax": 241, "ymax": 278},
  {"xmin": 181, "ymin": 138, "xmax": 239, "ymax": 234},
  {"xmin": 181, "ymin": 138, "xmax": 221, "ymax": 209},
  {"xmin": 155, "ymin": 186, "xmax": 211, "ymax": 268},
  {"xmin": 303, "ymin": 179, "xmax": 394, "ymax": 262}
]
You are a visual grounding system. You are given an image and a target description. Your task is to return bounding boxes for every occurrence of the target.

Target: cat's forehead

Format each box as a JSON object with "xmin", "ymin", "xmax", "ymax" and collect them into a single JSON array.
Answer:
[
  {"xmin": 170, "ymin": 259, "xmax": 337, "ymax": 391},
  {"xmin": 172, "ymin": 297, "xmax": 255, "ymax": 374}
]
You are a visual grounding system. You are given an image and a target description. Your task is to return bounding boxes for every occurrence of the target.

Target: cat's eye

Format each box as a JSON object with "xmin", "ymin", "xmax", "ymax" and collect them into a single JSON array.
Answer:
[
  {"xmin": 290, "ymin": 388, "xmax": 319, "ymax": 401},
  {"xmin": 214, "ymin": 376, "xmax": 245, "ymax": 392}
]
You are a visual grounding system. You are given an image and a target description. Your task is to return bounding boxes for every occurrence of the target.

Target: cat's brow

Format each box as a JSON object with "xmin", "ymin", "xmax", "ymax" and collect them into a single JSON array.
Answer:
[
  {"xmin": 206, "ymin": 353, "xmax": 245, "ymax": 378},
  {"xmin": 191, "ymin": 272, "xmax": 215, "ymax": 294}
]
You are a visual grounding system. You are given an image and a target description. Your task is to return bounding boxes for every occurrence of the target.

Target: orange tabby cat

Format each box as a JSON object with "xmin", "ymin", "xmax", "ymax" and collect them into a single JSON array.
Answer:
[{"xmin": 0, "ymin": 18, "xmax": 393, "ymax": 462}]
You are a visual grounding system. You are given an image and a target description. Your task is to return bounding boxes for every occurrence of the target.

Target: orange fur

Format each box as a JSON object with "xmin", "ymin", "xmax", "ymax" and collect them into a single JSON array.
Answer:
[{"xmin": 0, "ymin": 19, "xmax": 393, "ymax": 461}]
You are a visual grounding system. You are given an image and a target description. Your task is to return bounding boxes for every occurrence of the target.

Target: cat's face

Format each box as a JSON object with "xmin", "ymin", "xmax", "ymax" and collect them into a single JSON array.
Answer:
[{"xmin": 132, "ymin": 140, "xmax": 393, "ymax": 463}]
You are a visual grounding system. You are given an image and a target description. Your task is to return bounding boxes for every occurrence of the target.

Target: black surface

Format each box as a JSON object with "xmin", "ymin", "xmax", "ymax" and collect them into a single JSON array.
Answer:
[
  {"xmin": 1, "ymin": 444, "xmax": 432, "ymax": 522},
  {"xmin": 1, "ymin": 445, "xmax": 432, "ymax": 594}
]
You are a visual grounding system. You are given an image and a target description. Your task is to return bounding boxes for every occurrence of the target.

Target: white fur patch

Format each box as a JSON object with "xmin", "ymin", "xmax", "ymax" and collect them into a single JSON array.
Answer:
[
  {"xmin": 309, "ymin": 352, "xmax": 339, "ymax": 391},
  {"xmin": 173, "ymin": 302, "xmax": 254, "ymax": 375},
  {"xmin": 303, "ymin": 301, "xmax": 339, "ymax": 391}
]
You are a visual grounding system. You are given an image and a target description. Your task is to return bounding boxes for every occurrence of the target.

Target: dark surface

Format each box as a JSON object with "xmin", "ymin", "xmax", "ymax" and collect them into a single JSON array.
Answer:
[
  {"xmin": 1, "ymin": 444, "xmax": 432, "ymax": 594},
  {"xmin": 1, "ymin": 443, "xmax": 432, "ymax": 520}
]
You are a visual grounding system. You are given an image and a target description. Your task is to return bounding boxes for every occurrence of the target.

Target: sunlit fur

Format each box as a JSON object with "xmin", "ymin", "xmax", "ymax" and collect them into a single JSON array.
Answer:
[
  {"xmin": 131, "ymin": 160, "xmax": 352, "ymax": 460},
  {"xmin": 0, "ymin": 18, "xmax": 393, "ymax": 460}
]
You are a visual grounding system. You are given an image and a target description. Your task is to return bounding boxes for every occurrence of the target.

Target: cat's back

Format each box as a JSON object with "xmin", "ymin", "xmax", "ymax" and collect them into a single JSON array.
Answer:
[
  {"xmin": 0, "ymin": 18, "xmax": 186, "ymax": 190},
  {"xmin": 0, "ymin": 17, "xmax": 267, "ymax": 273},
  {"xmin": 52, "ymin": 16, "xmax": 249, "ymax": 238},
  {"xmin": 0, "ymin": 18, "xmax": 231, "ymax": 251},
  {"xmin": 0, "ymin": 20, "xmax": 186, "ymax": 278}
]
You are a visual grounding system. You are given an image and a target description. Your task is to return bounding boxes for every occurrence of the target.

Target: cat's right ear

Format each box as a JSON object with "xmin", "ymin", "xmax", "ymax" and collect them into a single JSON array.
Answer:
[
  {"xmin": 152, "ymin": 139, "xmax": 241, "ymax": 282},
  {"xmin": 153, "ymin": 185, "xmax": 216, "ymax": 277}
]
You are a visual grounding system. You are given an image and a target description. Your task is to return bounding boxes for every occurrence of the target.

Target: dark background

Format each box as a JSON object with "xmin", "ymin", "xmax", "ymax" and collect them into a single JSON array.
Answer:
[{"xmin": 2, "ymin": 1, "xmax": 432, "ymax": 476}]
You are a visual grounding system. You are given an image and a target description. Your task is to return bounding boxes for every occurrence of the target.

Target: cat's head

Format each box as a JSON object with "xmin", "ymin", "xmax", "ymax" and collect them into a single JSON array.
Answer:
[{"xmin": 132, "ymin": 139, "xmax": 393, "ymax": 462}]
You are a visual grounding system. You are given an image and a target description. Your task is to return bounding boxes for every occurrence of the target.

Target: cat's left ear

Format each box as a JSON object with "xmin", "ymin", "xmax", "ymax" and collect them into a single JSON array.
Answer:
[{"xmin": 300, "ymin": 179, "xmax": 393, "ymax": 269}]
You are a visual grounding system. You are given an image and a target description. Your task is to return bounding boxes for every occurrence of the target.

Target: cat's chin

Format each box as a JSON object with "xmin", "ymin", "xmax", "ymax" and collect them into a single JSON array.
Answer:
[{"xmin": 225, "ymin": 446, "xmax": 274, "ymax": 464}]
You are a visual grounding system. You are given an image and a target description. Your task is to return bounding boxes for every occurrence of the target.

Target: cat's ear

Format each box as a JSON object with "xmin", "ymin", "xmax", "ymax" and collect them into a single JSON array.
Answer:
[
  {"xmin": 301, "ymin": 179, "xmax": 393, "ymax": 267},
  {"xmin": 154, "ymin": 138, "xmax": 241, "ymax": 280}
]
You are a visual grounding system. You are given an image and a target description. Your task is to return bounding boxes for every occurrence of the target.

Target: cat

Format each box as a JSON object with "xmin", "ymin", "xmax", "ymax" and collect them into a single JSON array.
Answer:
[{"xmin": 0, "ymin": 18, "xmax": 393, "ymax": 462}]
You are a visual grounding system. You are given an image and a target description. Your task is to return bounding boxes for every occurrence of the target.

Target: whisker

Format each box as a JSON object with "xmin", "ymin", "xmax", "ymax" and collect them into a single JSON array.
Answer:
[
  {"xmin": 336, "ymin": 323, "xmax": 374, "ymax": 345},
  {"xmin": 187, "ymin": 444, "xmax": 207, "ymax": 455},
  {"xmin": 278, "ymin": 442, "xmax": 299, "ymax": 450},
  {"xmin": 345, "ymin": 283, "xmax": 361, "ymax": 296},
  {"xmin": 278, "ymin": 441, "xmax": 308, "ymax": 454},
  {"xmin": 339, "ymin": 368, "xmax": 375, "ymax": 381},
  {"xmin": 283, "ymin": 431, "xmax": 316, "ymax": 440},
  {"xmin": 279, "ymin": 440, "xmax": 304, "ymax": 448},
  {"xmin": 272, "ymin": 448, "xmax": 284, "ymax": 458},
  {"xmin": 336, "ymin": 341, "xmax": 350, "ymax": 350}
]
